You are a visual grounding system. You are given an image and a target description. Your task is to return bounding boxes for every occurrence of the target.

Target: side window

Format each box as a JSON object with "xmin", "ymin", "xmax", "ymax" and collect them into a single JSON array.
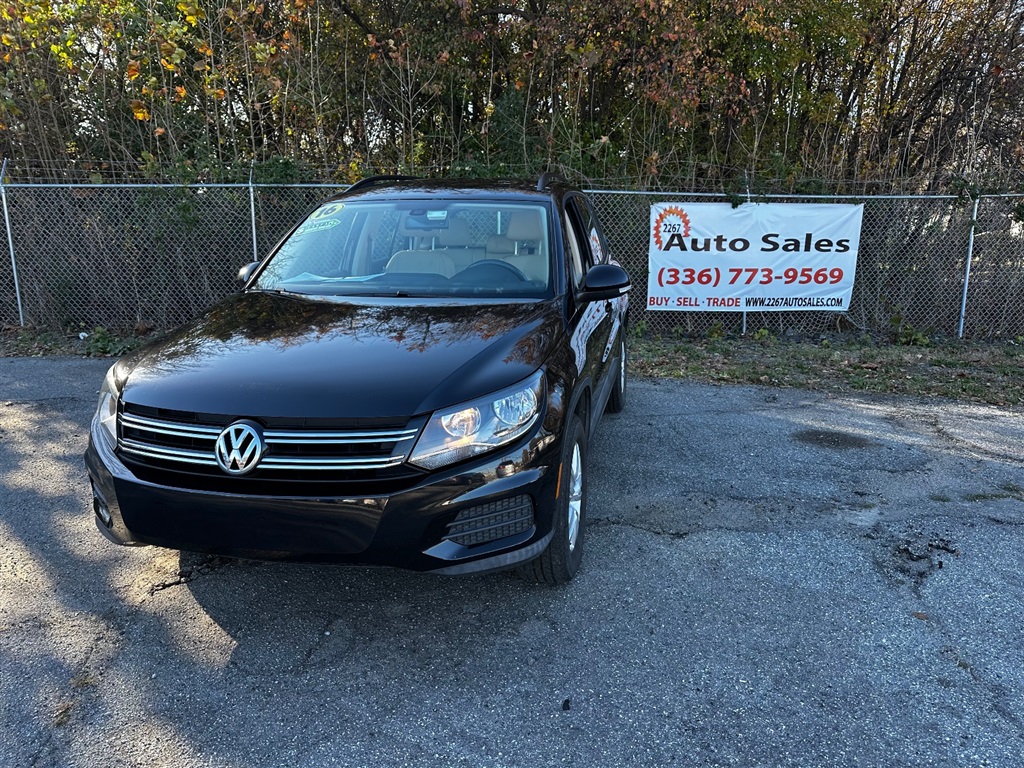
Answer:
[
  {"xmin": 583, "ymin": 199, "xmax": 609, "ymax": 264},
  {"xmin": 566, "ymin": 196, "xmax": 603, "ymax": 272},
  {"xmin": 563, "ymin": 202, "xmax": 588, "ymax": 290}
]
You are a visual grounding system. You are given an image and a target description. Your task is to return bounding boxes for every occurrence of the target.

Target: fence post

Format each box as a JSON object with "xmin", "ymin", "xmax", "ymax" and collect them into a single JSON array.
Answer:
[
  {"xmin": 957, "ymin": 196, "xmax": 980, "ymax": 339},
  {"xmin": 248, "ymin": 163, "xmax": 259, "ymax": 263},
  {"xmin": 0, "ymin": 158, "xmax": 25, "ymax": 326}
]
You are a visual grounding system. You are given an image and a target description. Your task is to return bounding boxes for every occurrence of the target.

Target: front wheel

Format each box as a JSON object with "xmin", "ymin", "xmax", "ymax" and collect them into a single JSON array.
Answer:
[{"xmin": 516, "ymin": 413, "xmax": 587, "ymax": 584}]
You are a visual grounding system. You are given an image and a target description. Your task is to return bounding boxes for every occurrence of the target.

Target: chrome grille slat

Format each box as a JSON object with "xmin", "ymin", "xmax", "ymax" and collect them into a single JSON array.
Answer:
[
  {"xmin": 260, "ymin": 456, "xmax": 407, "ymax": 470},
  {"xmin": 119, "ymin": 439, "xmax": 220, "ymax": 466},
  {"xmin": 121, "ymin": 414, "xmax": 221, "ymax": 437},
  {"xmin": 118, "ymin": 410, "xmax": 418, "ymax": 475},
  {"xmin": 264, "ymin": 429, "xmax": 418, "ymax": 442}
]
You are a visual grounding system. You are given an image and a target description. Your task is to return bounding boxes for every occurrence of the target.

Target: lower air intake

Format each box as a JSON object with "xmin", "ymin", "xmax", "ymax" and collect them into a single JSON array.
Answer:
[{"xmin": 446, "ymin": 495, "xmax": 534, "ymax": 547}]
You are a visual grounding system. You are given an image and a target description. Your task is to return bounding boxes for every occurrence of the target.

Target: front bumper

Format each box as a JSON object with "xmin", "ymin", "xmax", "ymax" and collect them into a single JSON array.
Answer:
[{"xmin": 84, "ymin": 414, "xmax": 559, "ymax": 575}]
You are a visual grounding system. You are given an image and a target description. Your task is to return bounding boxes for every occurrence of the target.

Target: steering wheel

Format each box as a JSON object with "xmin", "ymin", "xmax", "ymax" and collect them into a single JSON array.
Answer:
[{"xmin": 459, "ymin": 259, "xmax": 529, "ymax": 282}]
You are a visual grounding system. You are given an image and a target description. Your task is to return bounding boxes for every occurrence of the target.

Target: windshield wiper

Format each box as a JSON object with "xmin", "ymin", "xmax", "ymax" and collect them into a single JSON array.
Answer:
[
  {"xmin": 357, "ymin": 289, "xmax": 419, "ymax": 298},
  {"xmin": 247, "ymin": 287, "xmax": 298, "ymax": 295}
]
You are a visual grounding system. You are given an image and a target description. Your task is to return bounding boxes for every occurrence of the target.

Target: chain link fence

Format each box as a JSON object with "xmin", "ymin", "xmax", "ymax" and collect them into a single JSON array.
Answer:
[
  {"xmin": 1, "ymin": 178, "xmax": 1021, "ymax": 338},
  {"xmin": 590, "ymin": 191, "xmax": 998, "ymax": 339}
]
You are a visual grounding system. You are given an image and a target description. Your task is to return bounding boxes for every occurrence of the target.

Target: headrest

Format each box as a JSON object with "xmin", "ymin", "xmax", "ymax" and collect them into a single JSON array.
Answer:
[
  {"xmin": 437, "ymin": 217, "xmax": 474, "ymax": 247},
  {"xmin": 486, "ymin": 235, "xmax": 516, "ymax": 254},
  {"xmin": 505, "ymin": 210, "xmax": 543, "ymax": 242},
  {"xmin": 397, "ymin": 220, "xmax": 441, "ymax": 238}
]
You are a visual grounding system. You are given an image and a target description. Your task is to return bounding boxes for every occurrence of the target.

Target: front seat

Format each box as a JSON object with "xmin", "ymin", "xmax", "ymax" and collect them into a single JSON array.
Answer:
[
  {"xmin": 502, "ymin": 211, "xmax": 547, "ymax": 283},
  {"xmin": 385, "ymin": 250, "xmax": 456, "ymax": 277}
]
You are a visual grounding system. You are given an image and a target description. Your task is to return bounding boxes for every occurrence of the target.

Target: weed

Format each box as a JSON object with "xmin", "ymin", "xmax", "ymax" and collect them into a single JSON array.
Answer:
[
  {"xmin": 752, "ymin": 327, "xmax": 773, "ymax": 342},
  {"xmin": 999, "ymin": 484, "xmax": 1024, "ymax": 499},
  {"xmin": 70, "ymin": 671, "xmax": 98, "ymax": 689},
  {"xmin": 84, "ymin": 327, "xmax": 139, "ymax": 357},
  {"xmin": 897, "ymin": 325, "xmax": 932, "ymax": 347},
  {"xmin": 889, "ymin": 313, "xmax": 932, "ymax": 347},
  {"xmin": 53, "ymin": 700, "xmax": 75, "ymax": 727},
  {"xmin": 964, "ymin": 492, "xmax": 1013, "ymax": 502}
]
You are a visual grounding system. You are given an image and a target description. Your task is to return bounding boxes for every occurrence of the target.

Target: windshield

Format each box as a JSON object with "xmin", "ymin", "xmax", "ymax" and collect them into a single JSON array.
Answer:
[{"xmin": 255, "ymin": 199, "xmax": 553, "ymax": 298}]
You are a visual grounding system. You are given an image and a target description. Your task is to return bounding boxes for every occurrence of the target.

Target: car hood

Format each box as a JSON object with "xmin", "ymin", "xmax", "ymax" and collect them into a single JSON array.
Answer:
[{"xmin": 119, "ymin": 292, "xmax": 563, "ymax": 421}]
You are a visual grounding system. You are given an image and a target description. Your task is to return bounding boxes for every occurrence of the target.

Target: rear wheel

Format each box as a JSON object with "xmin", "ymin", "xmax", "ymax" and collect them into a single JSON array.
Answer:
[
  {"xmin": 606, "ymin": 337, "xmax": 626, "ymax": 413},
  {"xmin": 516, "ymin": 413, "xmax": 587, "ymax": 584}
]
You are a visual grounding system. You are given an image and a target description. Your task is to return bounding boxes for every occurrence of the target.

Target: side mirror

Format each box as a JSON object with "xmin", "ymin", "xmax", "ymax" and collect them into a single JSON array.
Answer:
[
  {"xmin": 237, "ymin": 261, "xmax": 260, "ymax": 285},
  {"xmin": 577, "ymin": 263, "xmax": 631, "ymax": 303}
]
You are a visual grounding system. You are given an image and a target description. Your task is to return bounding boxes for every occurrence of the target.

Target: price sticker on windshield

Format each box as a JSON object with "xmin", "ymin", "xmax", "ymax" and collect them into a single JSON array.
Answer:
[{"xmin": 296, "ymin": 203, "xmax": 345, "ymax": 235}]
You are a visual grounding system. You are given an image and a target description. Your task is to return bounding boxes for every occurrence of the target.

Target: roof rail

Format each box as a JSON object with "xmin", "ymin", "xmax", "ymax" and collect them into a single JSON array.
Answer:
[
  {"xmin": 346, "ymin": 174, "xmax": 419, "ymax": 194},
  {"xmin": 536, "ymin": 171, "xmax": 567, "ymax": 191}
]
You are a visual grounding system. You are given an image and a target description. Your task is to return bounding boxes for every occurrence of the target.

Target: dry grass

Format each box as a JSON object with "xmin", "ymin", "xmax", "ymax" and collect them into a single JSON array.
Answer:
[
  {"xmin": 0, "ymin": 325, "xmax": 147, "ymax": 357},
  {"xmin": 631, "ymin": 334, "xmax": 1024, "ymax": 406},
  {"xmin": 4, "ymin": 324, "xmax": 1023, "ymax": 406}
]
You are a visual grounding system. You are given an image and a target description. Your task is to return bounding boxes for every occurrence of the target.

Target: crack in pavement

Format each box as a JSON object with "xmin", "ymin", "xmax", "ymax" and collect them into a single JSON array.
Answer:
[
  {"xmin": 147, "ymin": 555, "xmax": 236, "ymax": 596},
  {"xmin": 588, "ymin": 517, "xmax": 699, "ymax": 540}
]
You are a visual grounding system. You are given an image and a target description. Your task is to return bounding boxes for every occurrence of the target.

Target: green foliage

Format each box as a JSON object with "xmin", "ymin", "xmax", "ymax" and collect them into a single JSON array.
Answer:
[
  {"xmin": 629, "ymin": 319, "xmax": 649, "ymax": 338},
  {"xmin": 0, "ymin": 0, "xmax": 1022, "ymax": 191},
  {"xmin": 898, "ymin": 329, "xmax": 931, "ymax": 347},
  {"xmin": 84, "ymin": 327, "xmax": 139, "ymax": 357},
  {"xmin": 752, "ymin": 328, "xmax": 774, "ymax": 343},
  {"xmin": 890, "ymin": 315, "xmax": 932, "ymax": 347}
]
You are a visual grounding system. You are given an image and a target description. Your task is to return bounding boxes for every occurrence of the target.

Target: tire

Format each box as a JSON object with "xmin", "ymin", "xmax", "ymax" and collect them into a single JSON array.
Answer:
[
  {"xmin": 516, "ymin": 413, "xmax": 587, "ymax": 584},
  {"xmin": 605, "ymin": 336, "xmax": 626, "ymax": 414}
]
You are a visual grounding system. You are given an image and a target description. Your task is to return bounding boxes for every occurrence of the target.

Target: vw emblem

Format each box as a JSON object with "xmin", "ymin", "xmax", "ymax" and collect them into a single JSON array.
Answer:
[{"xmin": 214, "ymin": 421, "xmax": 266, "ymax": 475}]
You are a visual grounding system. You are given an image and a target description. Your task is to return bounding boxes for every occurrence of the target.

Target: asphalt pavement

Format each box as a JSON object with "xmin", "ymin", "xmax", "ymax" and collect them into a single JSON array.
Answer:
[{"xmin": 1, "ymin": 356, "xmax": 1023, "ymax": 768}]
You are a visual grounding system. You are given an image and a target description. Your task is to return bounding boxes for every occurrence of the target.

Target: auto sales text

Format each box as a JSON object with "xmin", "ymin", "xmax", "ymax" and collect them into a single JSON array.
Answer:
[{"xmin": 660, "ymin": 232, "xmax": 851, "ymax": 253}]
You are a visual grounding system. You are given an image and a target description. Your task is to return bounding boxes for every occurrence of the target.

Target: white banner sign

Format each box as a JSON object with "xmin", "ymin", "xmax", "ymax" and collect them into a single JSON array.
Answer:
[{"xmin": 647, "ymin": 203, "xmax": 863, "ymax": 311}]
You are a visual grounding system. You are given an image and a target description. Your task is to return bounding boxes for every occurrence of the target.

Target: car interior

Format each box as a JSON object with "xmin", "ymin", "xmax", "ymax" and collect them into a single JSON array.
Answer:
[
  {"xmin": 384, "ymin": 209, "xmax": 549, "ymax": 287},
  {"xmin": 261, "ymin": 201, "xmax": 553, "ymax": 297}
]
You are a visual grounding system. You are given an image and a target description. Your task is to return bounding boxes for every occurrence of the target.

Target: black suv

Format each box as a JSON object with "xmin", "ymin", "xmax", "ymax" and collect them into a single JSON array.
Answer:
[{"xmin": 85, "ymin": 174, "xmax": 631, "ymax": 583}]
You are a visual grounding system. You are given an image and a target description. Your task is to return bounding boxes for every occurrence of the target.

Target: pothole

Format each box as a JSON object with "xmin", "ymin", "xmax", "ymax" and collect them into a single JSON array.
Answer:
[{"xmin": 794, "ymin": 429, "xmax": 874, "ymax": 450}]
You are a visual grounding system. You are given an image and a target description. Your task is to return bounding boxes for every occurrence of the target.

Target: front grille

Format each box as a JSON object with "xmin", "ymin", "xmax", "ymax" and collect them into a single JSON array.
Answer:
[
  {"xmin": 445, "ymin": 495, "xmax": 534, "ymax": 547},
  {"xmin": 117, "ymin": 404, "xmax": 422, "ymax": 482}
]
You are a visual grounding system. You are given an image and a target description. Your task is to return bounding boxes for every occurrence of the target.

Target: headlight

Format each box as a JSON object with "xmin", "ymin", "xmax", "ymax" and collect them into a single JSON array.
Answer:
[
  {"xmin": 95, "ymin": 365, "xmax": 120, "ymax": 446},
  {"xmin": 409, "ymin": 371, "xmax": 545, "ymax": 470}
]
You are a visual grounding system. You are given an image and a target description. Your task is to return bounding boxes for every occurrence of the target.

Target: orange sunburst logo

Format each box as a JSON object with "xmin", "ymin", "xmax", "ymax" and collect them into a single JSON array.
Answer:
[{"xmin": 653, "ymin": 206, "xmax": 691, "ymax": 250}]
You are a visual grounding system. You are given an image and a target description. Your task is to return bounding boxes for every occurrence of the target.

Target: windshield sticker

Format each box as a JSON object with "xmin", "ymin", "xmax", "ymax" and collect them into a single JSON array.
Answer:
[
  {"xmin": 309, "ymin": 203, "xmax": 345, "ymax": 220},
  {"xmin": 294, "ymin": 203, "xmax": 346, "ymax": 235},
  {"xmin": 294, "ymin": 218, "xmax": 341, "ymax": 235}
]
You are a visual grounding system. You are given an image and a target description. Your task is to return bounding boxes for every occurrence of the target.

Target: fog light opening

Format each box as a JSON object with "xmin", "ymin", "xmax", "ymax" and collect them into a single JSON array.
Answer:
[{"xmin": 93, "ymin": 496, "xmax": 112, "ymax": 528}]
